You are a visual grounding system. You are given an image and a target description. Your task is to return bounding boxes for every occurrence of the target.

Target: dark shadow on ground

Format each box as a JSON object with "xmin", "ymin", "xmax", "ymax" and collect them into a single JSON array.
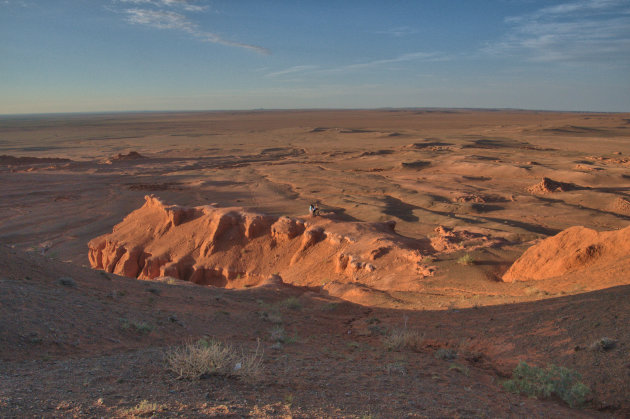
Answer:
[{"xmin": 383, "ymin": 195, "xmax": 420, "ymax": 222}]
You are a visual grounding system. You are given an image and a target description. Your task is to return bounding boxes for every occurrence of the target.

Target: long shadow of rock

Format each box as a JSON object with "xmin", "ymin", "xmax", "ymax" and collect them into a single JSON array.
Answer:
[
  {"xmin": 478, "ymin": 216, "xmax": 561, "ymax": 236},
  {"xmin": 535, "ymin": 196, "xmax": 630, "ymax": 221},
  {"xmin": 320, "ymin": 205, "xmax": 361, "ymax": 222},
  {"xmin": 390, "ymin": 199, "xmax": 560, "ymax": 236},
  {"xmin": 383, "ymin": 195, "xmax": 420, "ymax": 222}
]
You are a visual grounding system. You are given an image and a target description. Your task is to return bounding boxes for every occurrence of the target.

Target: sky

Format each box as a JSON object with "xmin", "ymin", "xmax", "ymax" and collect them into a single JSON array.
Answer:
[{"xmin": 1, "ymin": 0, "xmax": 629, "ymax": 114}]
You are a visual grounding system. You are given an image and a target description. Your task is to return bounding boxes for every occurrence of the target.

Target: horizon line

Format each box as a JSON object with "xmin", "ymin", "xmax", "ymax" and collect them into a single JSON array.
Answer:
[{"xmin": 1, "ymin": 106, "xmax": 628, "ymax": 118}]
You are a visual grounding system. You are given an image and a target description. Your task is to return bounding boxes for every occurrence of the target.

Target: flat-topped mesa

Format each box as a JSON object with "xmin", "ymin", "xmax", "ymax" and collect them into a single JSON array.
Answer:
[{"xmin": 88, "ymin": 195, "xmax": 434, "ymax": 291}]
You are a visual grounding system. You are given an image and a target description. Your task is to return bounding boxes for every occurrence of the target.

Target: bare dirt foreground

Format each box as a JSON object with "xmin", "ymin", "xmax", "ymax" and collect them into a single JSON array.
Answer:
[{"xmin": 1, "ymin": 109, "xmax": 629, "ymax": 417}]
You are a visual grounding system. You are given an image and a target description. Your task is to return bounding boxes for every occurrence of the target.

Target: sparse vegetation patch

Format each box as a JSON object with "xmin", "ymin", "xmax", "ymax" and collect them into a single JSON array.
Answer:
[
  {"xmin": 119, "ymin": 318, "xmax": 154, "ymax": 334},
  {"xmin": 503, "ymin": 361, "xmax": 590, "ymax": 408}
]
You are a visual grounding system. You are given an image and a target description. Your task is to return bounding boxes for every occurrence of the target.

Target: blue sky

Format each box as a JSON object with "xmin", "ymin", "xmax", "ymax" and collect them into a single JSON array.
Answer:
[{"xmin": 1, "ymin": 0, "xmax": 629, "ymax": 114}]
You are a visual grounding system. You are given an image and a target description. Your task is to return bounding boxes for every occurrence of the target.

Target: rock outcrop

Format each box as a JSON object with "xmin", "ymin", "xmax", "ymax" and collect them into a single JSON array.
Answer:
[
  {"xmin": 503, "ymin": 225, "xmax": 630, "ymax": 282},
  {"xmin": 111, "ymin": 151, "xmax": 145, "ymax": 161},
  {"xmin": 430, "ymin": 225, "xmax": 505, "ymax": 253},
  {"xmin": 88, "ymin": 195, "xmax": 435, "ymax": 291},
  {"xmin": 527, "ymin": 177, "xmax": 578, "ymax": 194},
  {"xmin": 611, "ymin": 197, "xmax": 630, "ymax": 215}
]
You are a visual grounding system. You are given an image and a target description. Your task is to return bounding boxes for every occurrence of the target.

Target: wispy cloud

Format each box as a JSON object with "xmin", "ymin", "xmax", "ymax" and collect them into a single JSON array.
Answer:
[
  {"xmin": 487, "ymin": 0, "xmax": 630, "ymax": 63},
  {"xmin": 119, "ymin": 0, "xmax": 207, "ymax": 12},
  {"xmin": 322, "ymin": 52, "xmax": 446, "ymax": 73},
  {"xmin": 537, "ymin": 0, "xmax": 624, "ymax": 17},
  {"xmin": 265, "ymin": 65, "xmax": 319, "ymax": 78},
  {"xmin": 113, "ymin": 0, "xmax": 270, "ymax": 55},
  {"xmin": 375, "ymin": 26, "xmax": 417, "ymax": 37},
  {"xmin": 265, "ymin": 52, "xmax": 447, "ymax": 79},
  {"xmin": 125, "ymin": 8, "xmax": 193, "ymax": 30},
  {"xmin": 1, "ymin": 0, "xmax": 28, "ymax": 6}
]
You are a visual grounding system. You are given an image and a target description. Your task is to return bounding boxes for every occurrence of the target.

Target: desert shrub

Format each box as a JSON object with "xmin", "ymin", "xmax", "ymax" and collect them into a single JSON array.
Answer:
[
  {"xmin": 589, "ymin": 337, "xmax": 616, "ymax": 351},
  {"xmin": 321, "ymin": 302, "xmax": 340, "ymax": 311},
  {"xmin": 234, "ymin": 339, "xmax": 264, "ymax": 382},
  {"xmin": 123, "ymin": 400, "xmax": 162, "ymax": 417},
  {"xmin": 165, "ymin": 338, "xmax": 234, "ymax": 379},
  {"xmin": 422, "ymin": 256, "xmax": 435, "ymax": 264},
  {"xmin": 503, "ymin": 361, "xmax": 590, "ymax": 408},
  {"xmin": 259, "ymin": 309, "xmax": 283, "ymax": 324},
  {"xmin": 270, "ymin": 326, "xmax": 298, "ymax": 344},
  {"xmin": 120, "ymin": 319, "xmax": 154, "ymax": 334},
  {"xmin": 457, "ymin": 254, "xmax": 474, "ymax": 265},
  {"xmin": 58, "ymin": 276, "xmax": 76, "ymax": 287},
  {"xmin": 382, "ymin": 327, "xmax": 423, "ymax": 351},
  {"xmin": 257, "ymin": 297, "xmax": 303, "ymax": 324},
  {"xmin": 435, "ymin": 348, "xmax": 457, "ymax": 360},
  {"xmin": 384, "ymin": 361, "xmax": 407, "ymax": 376},
  {"xmin": 119, "ymin": 318, "xmax": 130, "ymax": 330},
  {"xmin": 132, "ymin": 322, "xmax": 154, "ymax": 334},
  {"xmin": 368, "ymin": 324, "xmax": 387, "ymax": 336},
  {"xmin": 280, "ymin": 296, "xmax": 302, "ymax": 310},
  {"xmin": 165, "ymin": 338, "xmax": 263, "ymax": 381},
  {"xmin": 449, "ymin": 362, "xmax": 469, "ymax": 376}
]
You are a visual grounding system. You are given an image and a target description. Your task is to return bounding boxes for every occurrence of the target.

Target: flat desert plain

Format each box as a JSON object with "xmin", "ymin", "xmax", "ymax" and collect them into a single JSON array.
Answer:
[{"xmin": 1, "ymin": 109, "xmax": 629, "ymax": 417}]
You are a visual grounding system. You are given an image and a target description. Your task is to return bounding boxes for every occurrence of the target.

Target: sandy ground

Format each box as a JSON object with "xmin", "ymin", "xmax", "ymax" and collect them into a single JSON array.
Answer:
[{"xmin": 1, "ymin": 109, "xmax": 629, "ymax": 416}]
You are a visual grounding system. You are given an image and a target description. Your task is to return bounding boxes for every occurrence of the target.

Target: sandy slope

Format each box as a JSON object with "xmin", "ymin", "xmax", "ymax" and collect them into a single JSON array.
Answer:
[
  {"xmin": 1, "ymin": 109, "xmax": 629, "ymax": 416},
  {"xmin": 1, "ymin": 245, "xmax": 628, "ymax": 417}
]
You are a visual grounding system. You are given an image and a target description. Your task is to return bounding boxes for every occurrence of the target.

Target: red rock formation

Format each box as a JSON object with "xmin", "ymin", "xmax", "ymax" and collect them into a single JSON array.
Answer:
[
  {"xmin": 503, "ymin": 225, "xmax": 630, "ymax": 282},
  {"xmin": 430, "ymin": 225, "xmax": 504, "ymax": 253},
  {"xmin": 88, "ymin": 195, "xmax": 435, "ymax": 291},
  {"xmin": 611, "ymin": 197, "xmax": 630, "ymax": 215},
  {"xmin": 526, "ymin": 177, "xmax": 577, "ymax": 194}
]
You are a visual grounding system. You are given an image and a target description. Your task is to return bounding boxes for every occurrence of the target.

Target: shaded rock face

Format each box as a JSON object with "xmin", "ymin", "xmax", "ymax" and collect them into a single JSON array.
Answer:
[
  {"xmin": 88, "ymin": 195, "xmax": 434, "ymax": 291},
  {"xmin": 111, "ymin": 151, "xmax": 145, "ymax": 161},
  {"xmin": 502, "ymin": 225, "xmax": 630, "ymax": 282}
]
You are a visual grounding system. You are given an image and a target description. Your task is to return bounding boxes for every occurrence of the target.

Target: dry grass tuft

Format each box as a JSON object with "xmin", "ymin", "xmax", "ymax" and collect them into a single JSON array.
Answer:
[
  {"xmin": 234, "ymin": 339, "xmax": 264, "ymax": 382},
  {"xmin": 383, "ymin": 327, "xmax": 424, "ymax": 351}
]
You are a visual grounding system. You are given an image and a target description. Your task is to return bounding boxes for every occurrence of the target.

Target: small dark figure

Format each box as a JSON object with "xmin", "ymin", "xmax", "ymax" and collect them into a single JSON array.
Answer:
[{"xmin": 309, "ymin": 203, "xmax": 320, "ymax": 217}]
